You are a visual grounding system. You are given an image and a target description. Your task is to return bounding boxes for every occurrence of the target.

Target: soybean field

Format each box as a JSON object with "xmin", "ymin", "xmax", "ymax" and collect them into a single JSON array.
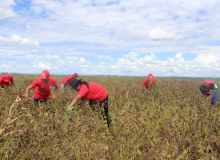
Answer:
[{"xmin": 0, "ymin": 75, "xmax": 220, "ymax": 159}]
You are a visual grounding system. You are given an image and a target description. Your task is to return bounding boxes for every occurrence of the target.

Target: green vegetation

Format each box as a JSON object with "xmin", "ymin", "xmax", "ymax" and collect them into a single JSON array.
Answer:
[{"xmin": 0, "ymin": 75, "xmax": 220, "ymax": 159}]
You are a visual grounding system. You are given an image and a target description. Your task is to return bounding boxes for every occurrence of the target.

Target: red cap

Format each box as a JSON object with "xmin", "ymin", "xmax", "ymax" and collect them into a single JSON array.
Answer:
[
  {"xmin": 40, "ymin": 70, "xmax": 50, "ymax": 79},
  {"xmin": 148, "ymin": 73, "xmax": 153, "ymax": 78},
  {"xmin": 4, "ymin": 75, "xmax": 10, "ymax": 82},
  {"xmin": 74, "ymin": 72, "xmax": 78, "ymax": 76}
]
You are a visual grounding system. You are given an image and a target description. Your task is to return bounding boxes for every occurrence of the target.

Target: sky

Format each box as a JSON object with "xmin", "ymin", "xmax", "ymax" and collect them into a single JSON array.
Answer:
[{"xmin": 0, "ymin": 0, "xmax": 220, "ymax": 77}]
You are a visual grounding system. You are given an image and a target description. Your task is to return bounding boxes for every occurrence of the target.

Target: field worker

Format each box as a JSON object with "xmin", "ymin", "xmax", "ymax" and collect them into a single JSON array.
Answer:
[
  {"xmin": 23, "ymin": 70, "xmax": 59, "ymax": 105},
  {"xmin": 200, "ymin": 80, "xmax": 218, "ymax": 105},
  {"xmin": 61, "ymin": 73, "xmax": 78, "ymax": 93},
  {"xmin": 67, "ymin": 79, "xmax": 111, "ymax": 128},
  {"xmin": 142, "ymin": 73, "xmax": 157, "ymax": 90},
  {"xmin": 0, "ymin": 74, "xmax": 14, "ymax": 88}
]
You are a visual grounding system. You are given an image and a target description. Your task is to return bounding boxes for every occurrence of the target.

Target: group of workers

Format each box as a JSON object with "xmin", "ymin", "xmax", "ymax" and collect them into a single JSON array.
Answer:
[
  {"xmin": 0, "ymin": 70, "xmax": 111, "ymax": 128},
  {"xmin": 0, "ymin": 71, "xmax": 218, "ymax": 128}
]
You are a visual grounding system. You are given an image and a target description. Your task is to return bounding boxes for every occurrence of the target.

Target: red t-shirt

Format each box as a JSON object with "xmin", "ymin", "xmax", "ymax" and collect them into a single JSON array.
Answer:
[
  {"xmin": 142, "ymin": 78, "xmax": 157, "ymax": 88},
  {"xmin": 0, "ymin": 74, "xmax": 14, "ymax": 87},
  {"xmin": 77, "ymin": 82, "xmax": 108, "ymax": 102},
  {"xmin": 61, "ymin": 75, "xmax": 74, "ymax": 84},
  {"xmin": 31, "ymin": 77, "xmax": 59, "ymax": 99}
]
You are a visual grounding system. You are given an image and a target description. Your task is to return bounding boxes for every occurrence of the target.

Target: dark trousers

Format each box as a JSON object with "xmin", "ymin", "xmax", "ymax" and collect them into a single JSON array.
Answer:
[
  {"xmin": 89, "ymin": 95, "xmax": 111, "ymax": 127},
  {"xmin": 34, "ymin": 98, "xmax": 48, "ymax": 105}
]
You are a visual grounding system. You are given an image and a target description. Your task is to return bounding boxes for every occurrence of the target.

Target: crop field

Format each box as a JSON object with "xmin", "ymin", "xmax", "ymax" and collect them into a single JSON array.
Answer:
[{"xmin": 0, "ymin": 75, "xmax": 220, "ymax": 159}]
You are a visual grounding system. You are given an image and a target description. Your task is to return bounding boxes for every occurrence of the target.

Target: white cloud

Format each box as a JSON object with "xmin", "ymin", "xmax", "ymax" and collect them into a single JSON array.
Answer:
[
  {"xmin": 66, "ymin": 56, "xmax": 81, "ymax": 62},
  {"xmin": 105, "ymin": 53, "xmax": 220, "ymax": 77},
  {"xmin": 26, "ymin": 24, "xmax": 32, "ymax": 30},
  {"xmin": 142, "ymin": 53, "xmax": 157, "ymax": 62},
  {"xmin": 0, "ymin": 0, "xmax": 16, "ymax": 20},
  {"xmin": 148, "ymin": 28, "xmax": 182, "ymax": 41},
  {"xmin": 110, "ymin": 58, "xmax": 139, "ymax": 73},
  {"xmin": 1, "ymin": 0, "xmax": 220, "ymax": 77},
  {"xmin": 33, "ymin": 61, "xmax": 52, "ymax": 70},
  {"xmin": 124, "ymin": 52, "xmax": 139, "ymax": 61},
  {"xmin": 68, "ymin": 48, "xmax": 75, "ymax": 51},
  {"xmin": 194, "ymin": 54, "xmax": 218, "ymax": 64},
  {"xmin": 0, "ymin": 52, "xmax": 13, "ymax": 58},
  {"xmin": 79, "ymin": 58, "xmax": 86, "ymax": 63},
  {"xmin": 168, "ymin": 53, "xmax": 184, "ymax": 63},
  {"xmin": 67, "ymin": 51, "xmax": 99, "ymax": 57},
  {"xmin": 26, "ymin": 54, "xmax": 61, "ymax": 62},
  {"xmin": 193, "ymin": 45, "xmax": 208, "ymax": 50},
  {"xmin": 80, "ymin": 65, "xmax": 89, "ymax": 68},
  {"xmin": 1, "ymin": 50, "xmax": 220, "ymax": 77},
  {"xmin": 190, "ymin": 46, "xmax": 220, "ymax": 56},
  {"xmin": 44, "ymin": 49, "xmax": 51, "ymax": 52},
  {"xmin": 0, "ymin": 64, "xmax": 10, "ymax": 69},
  {"xmin": 43, "ymin": 54, "xmax": 60, "ymax": 60},
  {"xmin": 26, "ymin": 54, "xmax": 37, "ymax": 60},
  {"xmin": 0, "ymin": 61, "xmax": 29, "ymax": 73},
  {"xmin": 99, "ymin": 61, "xmax": 106, "ymax": 65},
  {"xmin": 0, "ymin": 34, "xmax": 39, "ymax": 45},
  {"xmin": 97, "ymin": 55, "xmax": 115, "ymax": 61}
]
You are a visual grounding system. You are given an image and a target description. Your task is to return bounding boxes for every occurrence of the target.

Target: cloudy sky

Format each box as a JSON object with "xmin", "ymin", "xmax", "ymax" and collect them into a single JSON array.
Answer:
[{"xmin": 0, "ymin": 0, "xmax": 220, "ymax": 77}]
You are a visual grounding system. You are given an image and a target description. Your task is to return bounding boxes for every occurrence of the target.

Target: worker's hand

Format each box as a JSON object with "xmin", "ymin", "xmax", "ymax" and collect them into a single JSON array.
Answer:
[
  {"xmin": 23, "ymin": 93, "xmax": 29, "ymax": 99},
  {"xmin": 51, "ymin": 95, "xmax": 56, "ymax": 100}
]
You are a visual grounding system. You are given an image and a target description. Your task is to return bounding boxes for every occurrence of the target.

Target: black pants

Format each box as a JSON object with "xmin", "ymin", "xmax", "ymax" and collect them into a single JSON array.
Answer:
[
  {"xmin": 34, "ymin": 98, "xmax": 48, "ymax": 106},
  {"xmin": 89, "ymin": 95, "xmax": 111, "ymax": 127}
]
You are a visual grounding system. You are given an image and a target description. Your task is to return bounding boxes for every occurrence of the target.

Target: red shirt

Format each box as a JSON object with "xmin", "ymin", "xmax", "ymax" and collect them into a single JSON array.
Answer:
[
  {"xmin": 77, "ymin": 82, "xmax": 108, "ymax": 102},
  {"xmin": 31, "ymin": 77, "xmax": 59, "ymax": 99},
  {"xmin": 142, "ymin": 77, "xmax": 157, "ymax": 88},
  {"xmin": 61, "ymin": 75, "xmax": 74, "ymax": 84},
  {"xmin": 0, "ymin": 74, "xmax": 14, "ymax": 87}
]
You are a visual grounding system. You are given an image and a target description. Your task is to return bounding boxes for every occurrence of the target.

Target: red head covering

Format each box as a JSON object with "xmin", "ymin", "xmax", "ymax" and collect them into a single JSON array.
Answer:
[
  {"xmin": 142, "ymin": 73, "xmax": 157, "ymax": 87},
  {"xmin": 40, "ymin": 70, "xmax": 50, "ymax": 79},
  {"xmin": 3, "ymin": 75, "xmax": 10, "ymax": 82},
  {"xmin": 148, "ymin": 73, "xmax": 153, "ymax": 79}
]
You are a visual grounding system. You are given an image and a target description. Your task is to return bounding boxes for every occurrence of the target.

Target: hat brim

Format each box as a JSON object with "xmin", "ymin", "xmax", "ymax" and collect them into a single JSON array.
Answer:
[
  {"xmin": 40, "ymin": 76, "xmax": 48, "ymax": 79},
  {"xmin": 70, "ymin": 82, "xmax": 78, "ymax": 88},
  {"xmin": 70, "ymin": 79, "xmax": 80, "ymax": 88}
]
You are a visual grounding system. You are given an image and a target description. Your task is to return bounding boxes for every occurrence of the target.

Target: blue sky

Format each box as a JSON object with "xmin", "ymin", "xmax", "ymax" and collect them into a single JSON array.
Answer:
[{"xmin": 0, "ymin": 0, "xmax": 220, "ymax": 77}]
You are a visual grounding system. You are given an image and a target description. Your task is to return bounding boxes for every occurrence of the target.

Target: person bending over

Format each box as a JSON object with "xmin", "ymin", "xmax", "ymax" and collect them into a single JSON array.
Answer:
[
  {"xmin": 200, "ymin": 79, "xmax": 218, "ymax": 105},
  {"xmin": 67, "ymin": 79, "xmax": 111, "ymax": 128},
  {"xmin": 23, "ymin": 70, "xmax": 59, "ymax": 105},
  {"xmin": 61, "ymin": 72, "xmax": 78, "ymax": 93},
  {"xmin": 142, "ymin": 73, "xmax": 157, "ymax": 91},
  {"xmin": 0, "ymin": 74, "xmax": 14, "ymax": 88}
]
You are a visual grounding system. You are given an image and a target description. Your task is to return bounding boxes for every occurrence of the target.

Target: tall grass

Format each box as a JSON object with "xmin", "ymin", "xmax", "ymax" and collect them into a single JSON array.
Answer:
[{"xmin": 0, "ymin": 75, "xmax": 220, "ymax": 159}]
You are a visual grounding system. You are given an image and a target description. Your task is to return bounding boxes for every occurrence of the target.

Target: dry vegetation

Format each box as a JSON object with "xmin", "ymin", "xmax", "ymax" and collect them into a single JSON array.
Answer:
[{"xmin": 0, "ymin": 75, "xmax": 220, "ymax": 159}]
